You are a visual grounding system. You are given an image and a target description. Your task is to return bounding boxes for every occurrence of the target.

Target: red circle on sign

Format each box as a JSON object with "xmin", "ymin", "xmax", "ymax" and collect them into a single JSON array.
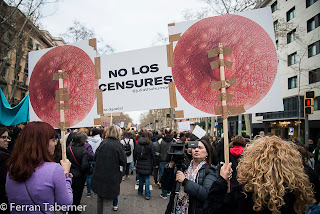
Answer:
[
  {"xmin": 172, "ymin": 14, "xmax": 277, "ymax": 114},
  {"xmin": 29, "ymin": 45, "xmax": 98, "ymax": 128}
]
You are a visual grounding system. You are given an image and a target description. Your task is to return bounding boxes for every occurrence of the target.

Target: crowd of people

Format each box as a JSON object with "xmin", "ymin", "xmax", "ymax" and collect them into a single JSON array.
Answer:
[{"xmin": 1, "ymin": 123, "xmax": 320, "ymax": 214}]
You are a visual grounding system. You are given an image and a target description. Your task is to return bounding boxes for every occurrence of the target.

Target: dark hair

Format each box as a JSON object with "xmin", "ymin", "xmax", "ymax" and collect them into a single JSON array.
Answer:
[
  {"xmin": 0, "ymin": 125, "xmax": 9, "ymax": 136},
  {"xmin": 232, "ymin": 135, "xmax": 246, "ymax": 146},
  {"xmin": 198, "ymin": 139, "xmax": 212, "ymax": 166},
  {"xmin": 141, "ymin": 131, "xmax": 152, "ymax": 145},
  {"xmin": 123, "ymin": 131, "xmax": 131, "ymax": 139},
  {"xmin": 72, "ymin": 132, "xmax": 87, "ymax": 147},
  {"xmin": 91, "ymin": 127, "xmax": 101, "ymax": 136},
  {"xmin": 165, "ymin": 128, "xmax": 172, "ymax": 135},
  {"xmin": 8, "ymin": 122, "xmax": 56, "ymax": 182},
  {"xmin": 190, "ymin": 134, "xmax": 199, "ymax": 141}
]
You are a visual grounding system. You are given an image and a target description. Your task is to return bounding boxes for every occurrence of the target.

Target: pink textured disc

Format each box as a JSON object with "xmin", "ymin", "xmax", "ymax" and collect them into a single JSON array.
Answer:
[
  {"xmin": 172, "ymin": 14, "xmax": 277, "ymax": 114},
  {"xmin": 29, "ymin": 45, "xmax": 98, "ymax": 127}
]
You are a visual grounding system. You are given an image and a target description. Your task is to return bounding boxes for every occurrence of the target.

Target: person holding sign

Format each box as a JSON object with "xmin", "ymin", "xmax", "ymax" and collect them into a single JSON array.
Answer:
[
  {"xmin": 6, "ymin": 122, "xmax": 73, "ymax": 213},
  {"xmin": 203, "ymin": 136, "xmax": 316, "ymax": 214}
]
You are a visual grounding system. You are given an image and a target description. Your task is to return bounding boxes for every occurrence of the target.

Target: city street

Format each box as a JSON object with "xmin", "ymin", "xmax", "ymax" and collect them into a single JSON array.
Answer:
[{"xmin": 80, "ymin": 171, "xmax": 169, "ymax": 214}]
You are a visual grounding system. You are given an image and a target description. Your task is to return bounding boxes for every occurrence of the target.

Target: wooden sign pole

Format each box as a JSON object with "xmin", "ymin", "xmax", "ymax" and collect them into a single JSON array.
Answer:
[
  {"xmin": 58, "ymin": 70, "xmax": 66, "ymax": 161},
  {"xmin": 217, "ymin": 44, "xmax": 230, "ymax": 165}
]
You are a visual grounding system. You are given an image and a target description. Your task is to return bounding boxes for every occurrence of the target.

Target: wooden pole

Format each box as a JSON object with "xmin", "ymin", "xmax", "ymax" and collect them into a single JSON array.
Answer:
[
  {"xmin": 110, "ymin": 113, "xmax": 113, "ymax": 126},
  {"xmin": 218, "ymin": 43, "xmax": 230, "ymax": 192},
  {"xmin": 58, "ymin": 70, "xmax": 67, "ymax": 161}
]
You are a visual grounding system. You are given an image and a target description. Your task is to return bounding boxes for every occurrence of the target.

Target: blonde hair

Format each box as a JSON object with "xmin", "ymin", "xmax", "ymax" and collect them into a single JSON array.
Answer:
[
  {"xmin": 104, "ymin": 126, "xmax": 122, "ymax": 140},
  {"xmin": 78, "ymin": 127, "xmax": 89, "ymax": 135},
  {"xmin": 237, "ymin": 136, "xmax": 315, "ymax": 214}
]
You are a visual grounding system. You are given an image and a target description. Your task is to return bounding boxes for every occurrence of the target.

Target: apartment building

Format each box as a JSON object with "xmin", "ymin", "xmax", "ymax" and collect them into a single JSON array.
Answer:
[
  {"xmin": 0, "ymin": 0, "xmax": 65, "ymax": 106},
  {"xmin": 251, "ymin": 0, "xmax": 320, "ymax": 142}
]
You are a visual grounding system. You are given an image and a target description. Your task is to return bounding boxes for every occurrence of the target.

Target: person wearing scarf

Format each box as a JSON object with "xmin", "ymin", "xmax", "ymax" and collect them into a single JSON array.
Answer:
[{"xmin": 163, "ymin": 139, "xmax": 218, "ymax": 214}]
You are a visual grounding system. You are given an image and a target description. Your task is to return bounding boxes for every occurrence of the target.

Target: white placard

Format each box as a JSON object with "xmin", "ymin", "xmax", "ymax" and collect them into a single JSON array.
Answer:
[
  {"xmin": 169, "ymin": 7, "xmax": 283, "ymax": 119},
  {"xmin": 28, "ymin": 40, "xmax": 98, "ymax": 128},
  {"xmin": 120, "ymin": 121, "xmax": 125, "ymax": 128},
  {"xmin": 192, "ymin": 125, "xmax": 207, "ymax": 139},
  {"xmin": 288, "ymin": 127, "xmax": 294, "ymax": 136},
  {"xmin": 178, "ymin": 121, "xmax": 191, "ymax": 132},
  {"xmin": 99, "ymin": 45, "xmax": 171, "ymax": 113}
]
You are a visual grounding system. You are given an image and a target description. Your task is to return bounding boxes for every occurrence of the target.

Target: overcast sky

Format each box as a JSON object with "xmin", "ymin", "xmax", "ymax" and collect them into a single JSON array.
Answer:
[{"xmin": 40, "ymin": 0, "xmax": 207, "ymax": 124}]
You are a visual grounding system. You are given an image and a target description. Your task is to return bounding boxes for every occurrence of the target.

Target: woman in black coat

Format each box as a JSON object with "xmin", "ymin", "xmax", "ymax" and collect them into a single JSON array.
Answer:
[
  {"xmin": 134, "ymin": 131, "xmax": 154, "ymax": 200},
  {"xmin": 203, "ymin": 136, "xmax": 316, "ymax": 214},
  {"xmin": 163, "ymin": 139, "xmax": 218, "ymax": 214},
  {"xmin": 91, "ymin": 126, "xmax": 126, "ymax": 214},
  {"xmin": 66, "ymin": 132, "xmax": 89, "ymax": 214}
]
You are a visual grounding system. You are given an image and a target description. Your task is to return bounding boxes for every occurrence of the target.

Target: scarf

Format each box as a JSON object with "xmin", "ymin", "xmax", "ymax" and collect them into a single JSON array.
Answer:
[{"xmin": 175, "ymin": 160, "xmax": 206, "ymax": 214}]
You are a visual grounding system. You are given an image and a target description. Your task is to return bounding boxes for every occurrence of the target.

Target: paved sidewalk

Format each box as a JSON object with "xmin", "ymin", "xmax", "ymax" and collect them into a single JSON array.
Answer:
[{"xmin": 80, "ymin": 172, "xmax": 169, "ymax": 214}]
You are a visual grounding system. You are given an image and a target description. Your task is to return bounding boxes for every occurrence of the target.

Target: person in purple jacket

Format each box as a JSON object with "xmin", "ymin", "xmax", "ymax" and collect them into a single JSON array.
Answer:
[{"xmin": 6, "ymin": 121, "xmax": 73, "ymax": 214}]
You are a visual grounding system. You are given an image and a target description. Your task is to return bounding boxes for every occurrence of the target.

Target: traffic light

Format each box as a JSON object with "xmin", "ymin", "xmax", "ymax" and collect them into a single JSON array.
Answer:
[{"xmin": 305, "ymin": 91, "xmax": 315, "ymax": 115}]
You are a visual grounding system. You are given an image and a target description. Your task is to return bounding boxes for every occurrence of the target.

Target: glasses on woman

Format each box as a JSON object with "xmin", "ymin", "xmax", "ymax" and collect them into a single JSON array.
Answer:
[
  {"xmin": 1, "ymin": 136, "xmax": 11, "ymax": 141},
  {"xmin": 50, "ymin": 138, "xmax": 59, "ymax": 143}
]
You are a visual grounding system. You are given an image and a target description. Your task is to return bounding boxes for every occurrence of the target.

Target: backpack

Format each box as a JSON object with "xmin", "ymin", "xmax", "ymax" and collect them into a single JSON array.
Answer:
[
  {"xmin": 137, "ymin": 145, "xmax": 149, "ymax": 160},
  {"xmin": 124, "ymin": 139, "xmax": 132, "ymax": 156}
]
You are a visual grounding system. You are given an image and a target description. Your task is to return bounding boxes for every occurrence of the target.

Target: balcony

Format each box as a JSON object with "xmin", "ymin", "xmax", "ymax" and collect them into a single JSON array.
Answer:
[{"xmin": 17, "ymin": 81, "xmax": 28, "ymax": 91}]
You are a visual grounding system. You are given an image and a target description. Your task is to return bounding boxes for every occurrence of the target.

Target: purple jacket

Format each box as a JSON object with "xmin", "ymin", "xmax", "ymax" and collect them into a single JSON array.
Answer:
[
  {"xmin": 6, "ymin": 162, "xmax": 73, "ymax": 213},
  {"xmin": 84, "ymin": 142, "xmax": 94, "ymax": 161},
  {"xmin": 68, "ymin": 141, "xmax": 94, "ymax": 161}
]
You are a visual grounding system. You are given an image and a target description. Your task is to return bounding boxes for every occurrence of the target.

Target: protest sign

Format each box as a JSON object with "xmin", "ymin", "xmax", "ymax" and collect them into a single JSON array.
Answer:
[
  {"xmin": 169, "ymin": 7, "xmax": 283, "ymax": 118},
  {"xmin": 192, "ymin": 125, "xmax": 206, "ymax": 139},
  {"xmin": 178, "ymin": 121, "xmax": 191, "ymax": 132}
]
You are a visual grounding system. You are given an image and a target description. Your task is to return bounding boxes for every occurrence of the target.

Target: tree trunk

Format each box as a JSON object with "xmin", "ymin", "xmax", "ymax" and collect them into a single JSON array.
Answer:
[
  {"xmin": 244, "ymin": 114, "xmax": 252, "ymax": 138},
  {"xmin": 205, "ymin": 117, "xmax": 209, "ymax": 134},
  {"xmin": 210, "ymin": 117, "xmax": 215, "ymax": 136}
]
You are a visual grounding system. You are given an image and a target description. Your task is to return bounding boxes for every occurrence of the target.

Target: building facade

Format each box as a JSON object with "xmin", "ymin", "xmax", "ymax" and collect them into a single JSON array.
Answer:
[
  {"xmin": 251, "ymin": 0, "xmax": 320, "ymax": 142},
  {"xmin": 0, "ymin": 0, "xmax": 65, "ymax": 106}
]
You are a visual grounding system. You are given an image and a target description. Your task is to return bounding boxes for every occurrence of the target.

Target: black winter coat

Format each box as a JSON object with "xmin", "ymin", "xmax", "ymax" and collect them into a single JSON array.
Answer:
[
  {"xmin": 0, "ymin": 147, "xmax": 10, "ymax": 212},
  {"xmin": 92, "ymin": 137, "xmax": 127, "ymax": 199},
  {"xmin": 134, "ymin": 137, "xmax": 154, "ymax": 176},
  {"xmin": 203, "ymin": 175, "xmax": 297, "ymax": 214},
  {"xmin": 164, "ymin": 164, "xmax": 218, "ymax": 214},
  {"xmin": 66, "ymin": 145, "xmax": 89, "ymax": 179}
]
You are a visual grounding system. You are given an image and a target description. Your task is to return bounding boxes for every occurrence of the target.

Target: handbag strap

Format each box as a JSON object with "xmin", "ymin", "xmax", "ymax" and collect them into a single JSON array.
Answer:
[
  {"xmin": 70, "ymin": 147, "xmax": 81, "ymax": 166},
  {"xmin": 25, "ymin": 182, "xmax": 46, "ymax": 214}
]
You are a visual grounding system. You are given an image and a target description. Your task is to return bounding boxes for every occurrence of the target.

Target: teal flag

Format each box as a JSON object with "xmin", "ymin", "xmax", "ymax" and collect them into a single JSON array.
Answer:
[{"xmin": 0, "ymin": 88, "xmax": 29, "ymax": 126}]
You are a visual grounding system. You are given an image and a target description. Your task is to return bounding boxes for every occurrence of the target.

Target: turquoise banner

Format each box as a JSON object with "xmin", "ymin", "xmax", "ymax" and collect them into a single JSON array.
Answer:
[{"xmin": 0, "ymin": 89, "xmax": 29, "ymax": 126}]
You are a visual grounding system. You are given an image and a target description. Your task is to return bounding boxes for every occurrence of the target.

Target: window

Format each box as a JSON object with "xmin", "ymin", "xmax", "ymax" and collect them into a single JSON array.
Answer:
[
  {"xmin": 307, "ymin": 14, "xmax": 320, "ymax": 32},
  {"xmin": 288, "ymin": 52, "xmax": 297, "ymax": 65},
  {"xmin": 287, "ymin": 29, "xmax": 296, "ymax": 43},
  {"xmin": 27, "ymin": 38, "xmax": 33, "ymax": 49},
  {"xmin": 276, "ymin": 40, "xmax": 279, "ymax": 50},
  {"xmin": 7, "ymin": 32, "xmax": 13, "ymax": 41},
  {"xmin": 309, "ymin": 68, "xmax": 320, "ymax": 84},
  {"xmin": 315, "ymin": 97, "xmax": 320, "ymax": 111},
  {"xmin": 271, "ymin": 1, "xmax": 278, "ymax": 12},
  {"xmin": 287, "ymin": 7, "xmax": 296, "ymax": 22},
  {"xmin": 308, "ymin": 41, "xmax": 320, "ymax": 57},
  {"xmin": 307, "ymin": 0, "xmax": 318, "ymax": 7},
  {"xmin": 274, "ymin": 20, "xmax": 279, "ymax": 31},
  {"xmin": 24, "ymin": 61, "xmax": 28, "ymax": 73},
  {"xmin": 36, "ymin": 44, "xmax": 42, "ymax": 50},
  {"xmin": 288, "ymin": 76, "xmax": 298, "ymax": 89},
  {"xmin": 1, "ymin": 66, "xmax": 8, "ymax": 77}
]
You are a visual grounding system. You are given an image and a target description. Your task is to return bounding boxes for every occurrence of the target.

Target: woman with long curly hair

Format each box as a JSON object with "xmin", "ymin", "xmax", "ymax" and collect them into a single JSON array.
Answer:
[{"xmin": 203, "ymin": 136, "xmax": 315, "ymax": 214}]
